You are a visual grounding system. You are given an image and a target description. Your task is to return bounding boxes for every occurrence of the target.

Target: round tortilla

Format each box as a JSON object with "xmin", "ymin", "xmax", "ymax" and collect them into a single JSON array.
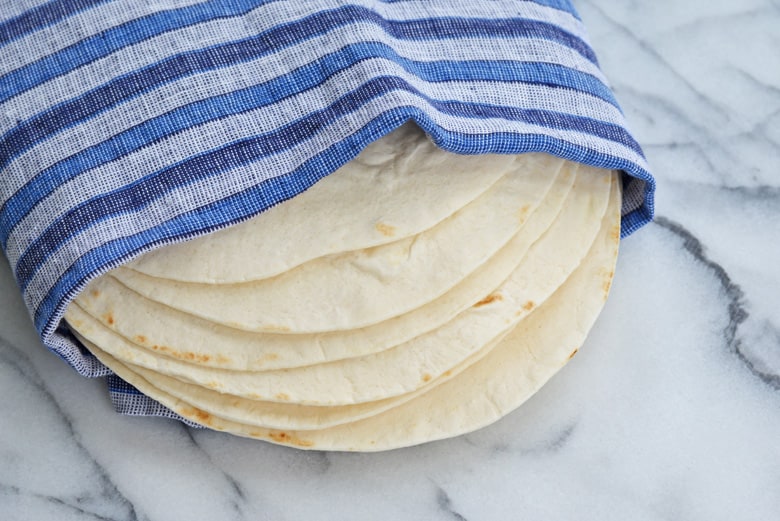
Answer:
[
  {"xmin": 111, "ymin": 154, "xmax": 565, "ymax": 334},
  {"xmin": 67, "ymin": 169, "xmax": 614, "ymax": 407},
  {"xmin": 126, "ymin": 123, "xmax": 516, "ymax": 283},
  {"xmin": 72, "ymin": 330, "xmax": 508, "ymax": 431},
  {"xmin": 67, "ymin": 162, "xmax": 576, "ymax": 371},
  {"xmin": 79, "ymin": 171, "xmax": 620, "ymax": 450}
]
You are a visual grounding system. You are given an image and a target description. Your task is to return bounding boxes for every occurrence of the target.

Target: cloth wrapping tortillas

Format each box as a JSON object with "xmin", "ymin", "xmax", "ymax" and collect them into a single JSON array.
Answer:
[{"xmin": 0, "ymin": 2, "xmax": 655, "ymax": 431}]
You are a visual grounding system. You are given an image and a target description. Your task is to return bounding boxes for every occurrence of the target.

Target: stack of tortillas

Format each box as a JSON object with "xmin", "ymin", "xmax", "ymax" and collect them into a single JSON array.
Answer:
[{"xmin": 63, "ymin": 123, "xmax": 620, "ymax": 451}]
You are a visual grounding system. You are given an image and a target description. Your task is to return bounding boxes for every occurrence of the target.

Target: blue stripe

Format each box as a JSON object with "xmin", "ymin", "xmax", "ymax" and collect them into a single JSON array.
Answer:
[
  {"xmin": 0, "ymin": 1, "xmax": 596, "ymax": 104},
  {"xmin": 0, "ymin": 0, "xmax": 274, "ymax": 102},
  {"xmin": 15, "ymin": 74, "xmax": 640, "ymax": 292},
  {"xmin": 0, "ymin": 0, "xmax": 110, "ymax": 46},
  {"xmin": 0, "ymin": 43, "xmax": 616, "ymax": 245},
  {"xmin": 35, "ymin": 106, "xmax": 654, "ymax": 334},
  {"xmin": 0, "ymin": 4, "xmax": 600, "ymax": 174}
]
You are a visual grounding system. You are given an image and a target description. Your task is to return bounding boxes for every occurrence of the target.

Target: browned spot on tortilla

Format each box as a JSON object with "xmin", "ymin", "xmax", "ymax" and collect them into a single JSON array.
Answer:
[
  {"xmin": 275, "ymin": 393, "xmax": 290, "ymax": 401},
  {"xmin": 611, "ymin": 225, "xmax": 621, "ymax": 242},
  {"xmin": 375, "ymin": 222, "xmax": 396, "ymax": 237},
  {"xmin": 567, "ymin": 348, "xmax": 579, "ymax": 360},
  {"xmin": 261, "ymin": 324, "xmax": 291, "ymax": 333},
  {"xmin": 602, "ymin": 270, "xmax": 615, "ymax": 298},
  {"xmin": 103, "ymin": 312, "xmax": 115, "ymax": 326},
  {"xmin": 206, "ymin": 381, "xmax": 221, "ymax": 390},
  {"xmin": 517, "ymin": 204, "xmax": 532, "ymax": 222},
  {"xmin": 263, "ymin": 353, "xmax": 279, "ymax": 361},
  {"xmin": 68, "ymin": 318, "xmax": 84, "ymax": 329},
  {"xmin": 474, "ymin": 292, "xmax": 503, "ymax": 308},
  {"xmin": 515, "ymin": 301, "xmax": 535, "ymax": 316},
  {"xmin": 150, "ymin": 344, "xmax": 215, "ymax": 364},
  {"xmin": 181, "ymin": 407, "xmax": 212, "ymax": 426},
  {"xmin": 90, "ymin": 289, "xmax": 100, "ymax": 298},
  {"xmin": 248, "ymin": 393, "xmax": 264, "ymax": 400},
  {"xmin": 268, "ymin": 431, "xmax": 314, "ymax": 447},
  {"xmin": 133, "ymin": 335, "xmax": 147, "ymax": 345},
  {"xmin": 443, "ymin": 370, "xmax": 453, "ymax": 378},
  {"xmin": 422, "ymin": 373, "xmax": 432, "ymax": 383}
]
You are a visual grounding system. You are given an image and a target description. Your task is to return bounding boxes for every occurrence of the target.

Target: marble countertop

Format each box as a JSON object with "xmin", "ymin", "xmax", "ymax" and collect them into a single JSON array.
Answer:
[{"xmin": 2, "ymin": 1, "xmax": 779, "ymax": 519}]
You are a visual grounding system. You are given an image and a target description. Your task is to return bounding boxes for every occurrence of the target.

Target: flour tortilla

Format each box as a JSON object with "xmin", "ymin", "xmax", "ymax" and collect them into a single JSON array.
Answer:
[
  {"xmin": 73, "ymin": 330, "xmax": 508, "ymax": 431},
  {"xmin": 67, "ymin": 169, "xmax": 613, "ymax": 406},
  {"xmin": 80, "ymin": 172, "xmax": 620, "ymax": 450},
  {"xmin": 111, "ymin": 154, "xmax": 565, "ymax": 334},
  {"xmin": 126, "ymin": 123, "xmax": 515, "ymax": 283},
  {"xmin": 67, "ymin": 163, "xmax": 576, "ymax": 371}
]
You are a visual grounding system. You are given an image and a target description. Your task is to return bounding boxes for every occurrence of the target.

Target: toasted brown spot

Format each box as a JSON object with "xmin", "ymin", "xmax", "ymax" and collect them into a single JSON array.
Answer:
[
  {"xmin": 268, "ymin": 431, "xmax": 314, "ymax": 447},
  {"xmin": 103, "ymin": 312, "xmax": 115, "ymax": 326},
  {"xmin": 602, "ymin": 270, "xmax": 614, "ymax": 297},
  {"xmin": 567, "ymin": 348, "xmax": 579, "ymax": 360},
  {"xmin": 422, "ymin": 373, "xmax": 432, "ymax": 383},
  {"xmin": 133, "ymin": 335, "xmax": 147, "ymax": 345},
  {"xmin": 263, "ymin": 353, "xmax": 279, "ymax": 361},
  {"xmin": 517, "ymin": 204, "xmax": 532, "ymax": 222},
  {"xmin": 443, "ymin": 370, "xmax": 453, "ymax": 378},
  {"xmin": 261, "ymin": 324, "xmax": 291, "ymax": 333},
  {"xmin": 206, "ymin": 381, "xmax": 221, "ymax": 390},
  {"xmin": 611, "ymin": 225, "xmax": 621, "ymax": 242},
  {"xmin": 474, "ymin": 292, "xmax": 503, "ymax": 308},
  {"xmin": 275, "ymin": 393, "xmax": 290, "ymax": 401},
  {"xmin": 181, "ymin": 407, "xmax": 212, "ymax": 426},
  {"xmin": 150, "ymin": 344, "xmax": 216, "ymax": 364},
  {"xmin": 248, "ymin": 393, "xmax": 264, "ymax": 400},
  {"xmin": 68, "ymin": 319, "xmax": 84, "ymax": 329},
  {"xmin": 90, "ymin": 289, "xmax": 100, "ymax": 298},
  {"xmin": 375, "ymin": 222, "xmax": 396, "ymax": 237},
  {"xmin": 523, "ymin": 300, "xmax": 535, "ymax": 311}
]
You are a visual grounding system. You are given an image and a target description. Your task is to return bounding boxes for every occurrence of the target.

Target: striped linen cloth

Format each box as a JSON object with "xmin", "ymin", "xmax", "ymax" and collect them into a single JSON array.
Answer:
[{"xmin": 0, "ymin": 0, "xmax": 655, "ymax": 420}]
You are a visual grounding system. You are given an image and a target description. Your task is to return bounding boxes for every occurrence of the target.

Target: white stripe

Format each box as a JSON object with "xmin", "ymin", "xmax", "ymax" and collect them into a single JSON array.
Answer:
[
  {"xmin": 0, "ymin": 0, "xmax": 210, "ymax": 75},
  {"xmin": 21, "ymin": 83, "xmax": 647, "ymax": 307},
  {"xmin": 0, "ymin": 0, "xmax": 594, "ymax": 130},
  {"xmin": 1, "ymin": 27, "xmax": 607, "ymax": 200},
  {"xmin": 5, "ymin": 53, "xmax": 625, "ymax": 259}
]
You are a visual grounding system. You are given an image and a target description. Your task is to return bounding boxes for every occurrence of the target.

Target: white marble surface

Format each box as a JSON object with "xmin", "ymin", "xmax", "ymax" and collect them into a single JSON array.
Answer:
[{"xmin": 2, "ymin": 1, "xmax": 779, "ymax": 519}]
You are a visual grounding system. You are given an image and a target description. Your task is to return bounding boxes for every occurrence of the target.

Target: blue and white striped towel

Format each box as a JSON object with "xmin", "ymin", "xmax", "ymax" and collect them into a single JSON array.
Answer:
[{"xmin": 0, "ymin": 0, "xmax": 655, "ymax": 421}]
